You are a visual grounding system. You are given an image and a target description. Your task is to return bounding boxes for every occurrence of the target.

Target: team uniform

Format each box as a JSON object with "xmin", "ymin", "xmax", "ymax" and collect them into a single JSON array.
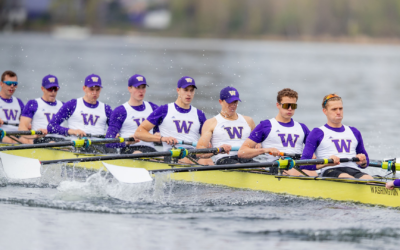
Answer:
[
  {"xmin": 0, "ymin": 96, "xmax": 24, "ymax": 131},
  {"xmin": 22, "ymin": 98, "xmax": 65, "ymax": 143},
  {"xmin": 146, "ymin": 102, "xmax": 206, "ymax": 161},
  {"xmin": 106, "ymin": 101, "xmax": 159, "ymax": 153},
  {"xmin": 248, "ymin": 118, "xmax": 310, "ymax": 161},
  {"xmin": 212, "ymin": 113, "xmax": 254, "ymax": 165},
  {"xmin": 47, "ymin": 97, "xmax": 112, "ymax": 152},
  {"xmin": 300, "ymin": 124, "xmax": 369, "ymax": 178}
]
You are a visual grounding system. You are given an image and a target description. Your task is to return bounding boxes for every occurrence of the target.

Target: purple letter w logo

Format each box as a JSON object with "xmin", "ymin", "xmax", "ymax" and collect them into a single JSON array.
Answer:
[
  {"xmin": 173, "ymin": 120, "xmax": 193, "ymax": 134},
  {"xmin": 224, "ymin": 127, "xmax": 243, "ymax": 139},
  {"xmin": 3, "ymin": 109, "xmax": 18, "ymax": 120},
  {"xmin": 332, "ymin": 139, "xmax": 352, "ymax": 153},
  {"xmin": 81, "ymin": 114, "xmax": 100, "ymax": 126},
  {"xmin": 278, "ymin": 134, "xmax": 299, "ymax": 147}
]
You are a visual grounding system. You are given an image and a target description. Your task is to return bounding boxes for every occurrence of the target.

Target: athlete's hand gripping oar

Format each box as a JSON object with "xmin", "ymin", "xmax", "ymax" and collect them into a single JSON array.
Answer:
[
  {"xmin": 0, "ymin": 137, "xmax": 135, "ymax": 152},
  {"xmin": 102, "ymin": 157, "xmax": 361, "ymax": 184},
  {"xmin": 0, "ymin": 147, "xmax": 225, "ymax": 180}
]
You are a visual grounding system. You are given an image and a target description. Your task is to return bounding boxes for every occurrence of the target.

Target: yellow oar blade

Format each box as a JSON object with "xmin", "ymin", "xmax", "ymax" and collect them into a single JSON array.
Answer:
[
  {"xmin": 102, "ymin": 162, "xmax": 153, "ymax": 184},
  {"xmin": 0, "ymin": 152, "xmax": 41, "ymax": 179}
]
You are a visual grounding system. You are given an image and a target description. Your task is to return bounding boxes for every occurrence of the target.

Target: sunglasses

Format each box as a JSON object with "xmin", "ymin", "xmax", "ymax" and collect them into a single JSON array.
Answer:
[
  {"xmin": 3, "ymin": 81, "xmax": 18, "ymax": 86},
  {"xmin": 46, "ymin": 87, "xmax": 59, "ymax": 92},
  {"xmin": 280, "ymin": 103, "xmax": 298, "ymax": 110}
]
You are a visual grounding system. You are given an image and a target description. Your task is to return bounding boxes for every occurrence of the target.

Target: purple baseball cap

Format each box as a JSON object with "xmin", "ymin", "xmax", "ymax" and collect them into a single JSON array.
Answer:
[
  {"xmin": 220, "ymin": 86, "xmax": 241, "ymax": 103},
  {"xmin": 42, "ymin": 75, "xmax": 60, "ymax": 88},
  {"xmin": 84, "ymin": 74, "xmax": 102, "ymax": 88},
  {"xmin": 177, "ymin": 76, "xmax": 197, "ymax": 89},
  {"xmin": 129, "ymin": 74, "xmax": 149, "ymax": 87}
]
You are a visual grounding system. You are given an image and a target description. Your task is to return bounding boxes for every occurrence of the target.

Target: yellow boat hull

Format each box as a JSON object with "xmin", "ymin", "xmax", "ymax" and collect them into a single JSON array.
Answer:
[{"xmin": 2, "ymin": 148, "xmax": 400, "ymax": 207}]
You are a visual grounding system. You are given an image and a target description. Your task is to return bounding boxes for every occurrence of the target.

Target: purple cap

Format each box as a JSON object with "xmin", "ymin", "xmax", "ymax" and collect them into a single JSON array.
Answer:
[
  {"xmin": 84, "ymin": 74, "xmax": 102, "ymax": 88},
  {"xmin": 220, "ymin": 86, "xmax": 241, "ymax": 103},
  {"xmin": 177, "ymin": 76, "xmax": 197, "ymax": 89},
  {"xmin": 129, "ymin": 74, "xmax": 148, "ymax": 87},
  {"xmin": 42, "ymin": 75, "xmax": 59, "ymax": 88}
]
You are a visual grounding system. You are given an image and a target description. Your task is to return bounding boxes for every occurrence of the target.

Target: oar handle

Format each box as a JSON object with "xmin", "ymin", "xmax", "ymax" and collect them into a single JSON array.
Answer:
[
  {"xmin": 0, "ymin": 129, "xmax": 44, "ymax": 140},
  {"xmin": 85, "ymin": 134, "xmax": 106, "ymax": 138},
  {"xmin": 2, "ymin": 121, "xmax": 19, "ymax": 127}
]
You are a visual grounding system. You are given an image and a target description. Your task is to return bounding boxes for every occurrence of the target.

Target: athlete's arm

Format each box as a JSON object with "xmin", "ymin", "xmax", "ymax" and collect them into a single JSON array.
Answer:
[
  {"xmin": 300, "ymin": 128, "xmax": 339, "ymax": 170},
  {"xmin": 238, "ymin": 121, "xmax": 280, "ymax": 159},
  {"xmin": 105, "ymin": 106, "xmax": 135, "ymax": 148},
  {"xmin": 18, "ymin": 100, "xmax": 47, "ymax": 144},
  {"xmin": 350, "ymin": 126, "xmax": 369, "ymax": 168},
  {"xmin": 195, "ymin": 118, "xmax": 223, "ymax": 158},
  {"xmin": 47, "ymin": 99, "xmax": 85, "ymax": 137},
  {"xmin": 243, "ymin": 116, "xmax": 256, "ymax": 130}
]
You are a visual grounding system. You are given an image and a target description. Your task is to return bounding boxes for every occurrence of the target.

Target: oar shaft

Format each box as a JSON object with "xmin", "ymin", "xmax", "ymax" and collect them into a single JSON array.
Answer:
[
  {"xmin": 0, "ymin": 137, "xmax": 134, "ymax": 151},
  {"xmin": 40, "ymin": 147, "xmax": 224, "ymax": 165},
  {"xmin": 150, "ymin": 157, "xmax": 360, "ymax": 174},
  {"xmin": 3, "ymin": 130, "xmax": 44, "ymax": 136},
  {"xmin": 3, "ymin": 121, "xmax": 19, "ymax": 127}
]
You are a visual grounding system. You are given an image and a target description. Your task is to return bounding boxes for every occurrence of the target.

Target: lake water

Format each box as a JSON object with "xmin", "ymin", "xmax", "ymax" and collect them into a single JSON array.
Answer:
[{"xmin": 1, "ymin": 33, "xmax": 400, "ymax": 249}]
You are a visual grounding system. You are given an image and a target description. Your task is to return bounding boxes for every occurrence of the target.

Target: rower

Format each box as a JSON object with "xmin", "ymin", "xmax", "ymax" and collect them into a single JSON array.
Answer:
[
  {"xmin": 134, "ymin": 76, "xmax": 211, "ymax": 164},
  {"xmin": 106, "ymin": 74, "xmax": 158, "ymax": 153},
  {"xmin": 238, "ymin": 88, "xmax": 316, "ymax": 176},
  {"xmin": 47, "ymin": 74, "xmax": 112, "ymax": 152},
  {"xmin": 0, "ymin": 70, "xmax": 25, "ymax": 144},
  {"xmin": 299, "ymin": 94, "xmax": 373, "ymax": 179},
  {"xmin": 19, "ymin": 75, "xmax": 65, "ymax": 144},
  {"xmin": 196, "ymin": 86, "xmax": 257, "ymax": 165}
]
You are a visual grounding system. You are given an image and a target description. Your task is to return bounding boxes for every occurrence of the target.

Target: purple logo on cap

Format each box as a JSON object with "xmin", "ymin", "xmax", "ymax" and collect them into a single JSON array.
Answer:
[
  {"xmin": 85, "ymin": 74, "xmax": 102, "ymax": 88},
  {"xmin": 220, "ymin": 86, "xmax": 241, "ymax": 103},
  {"xmin": 177, "ymin": 76, "xmax": 197, "ymax": 89}
]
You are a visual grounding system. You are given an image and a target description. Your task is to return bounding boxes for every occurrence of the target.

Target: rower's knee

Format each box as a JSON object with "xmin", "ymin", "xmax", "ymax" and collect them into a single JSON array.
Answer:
[
  {"xmin": 360, "ymin": 174, "xmax": 374, "ymax": 180},
  {"xmin": 338, "ymin": 173, "xmax": 353, "ymax": 179}
]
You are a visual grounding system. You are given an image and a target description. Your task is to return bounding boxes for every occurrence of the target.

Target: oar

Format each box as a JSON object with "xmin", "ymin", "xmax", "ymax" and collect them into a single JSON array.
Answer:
[
  {"xmin": 102, "ymin": 157, "xmax": 362, "ymax": 184},
  {"xmin": 178, "ymin": 140, "xmax": 301, "ymax": 158},
  {"xmin": 0, "ymin": 137, "xmax": 134, "ymax": 151},
  {"xmin": 0, "ymin": 147, "xmax": 224, "ymax": 180},
  {"xmin": 2, "ymin": 121, "xmax": 19, "ymax": 127},
  {"xmin": 368, "ymin": 160, "xmax": 400, "ymax": 174},
  {"xmin": 0, "ymin": 129, "xmax": 106, "ymax": 140}
]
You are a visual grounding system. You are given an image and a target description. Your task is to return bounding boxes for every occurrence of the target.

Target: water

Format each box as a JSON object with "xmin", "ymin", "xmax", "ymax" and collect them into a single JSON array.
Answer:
[{"xmin": 1, "ymin": 33, "xmax": 400, "ymax": 249}]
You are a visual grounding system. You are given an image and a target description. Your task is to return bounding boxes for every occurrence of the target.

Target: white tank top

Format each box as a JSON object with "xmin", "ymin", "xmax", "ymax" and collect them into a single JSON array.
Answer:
[
  {"xmin": 68, "ymin": 97, "xmax": 108, "ymax": 140},
  {"xmin": 0, "ymin": 96, "xmax": 21, "ymax": 131},
  {"xmin": 32, "ymin": 98, "xmax": 64, "ymax": 138},
  {"xmin": 120, "ymin": 101, "xmax": 155, "ymax": 148},
  {"xmin": 262, "ymin": 118, "xmax": 305, "ymax": 161},
  {"xmin": 159, "ymin": 103, "xmax": 201, "ymax": 151},
  {"xmin": 315, "ymin": 125, "xmax": 358, "ymax": 175},
  {"xmin": 211, "ymin": 113, "xmax": 251, "ymax": 161}
]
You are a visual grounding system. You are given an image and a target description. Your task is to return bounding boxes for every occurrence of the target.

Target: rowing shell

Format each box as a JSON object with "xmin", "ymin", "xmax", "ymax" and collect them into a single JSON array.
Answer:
[{"xmin": 0, "ymin": 146, "xmax": 398, "ymax": 207}]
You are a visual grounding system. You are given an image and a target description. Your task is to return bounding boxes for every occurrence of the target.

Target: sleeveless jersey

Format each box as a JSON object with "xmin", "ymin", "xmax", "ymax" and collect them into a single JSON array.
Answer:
[
  {"xmin": 262, "ymin": 118, "xmax": 305, "ymax": 161},
  {"xmin": 120, "ymin": 101, "xmax": 155, "ymax": 148},
  {"xmin": 315, "ymin": 125, "xmax": 358, "ymax": 175},
  {"xmin": 159, "ymin": 103, "xmax": 201, "ymax": 151},
  {"xmin": 32, "ymin": 98, "xmax": 64, "ymax": 138},
  {"xmin": 0, "ymin": 96, "xmax": 21, "ymax": 131},
  {"xmin": 68, "ymin": 98, "xmax": 108, "ymax": 140},
  {"xmin": 211, "ymin": 113, "xmax": 251, "ymax": 161}
]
